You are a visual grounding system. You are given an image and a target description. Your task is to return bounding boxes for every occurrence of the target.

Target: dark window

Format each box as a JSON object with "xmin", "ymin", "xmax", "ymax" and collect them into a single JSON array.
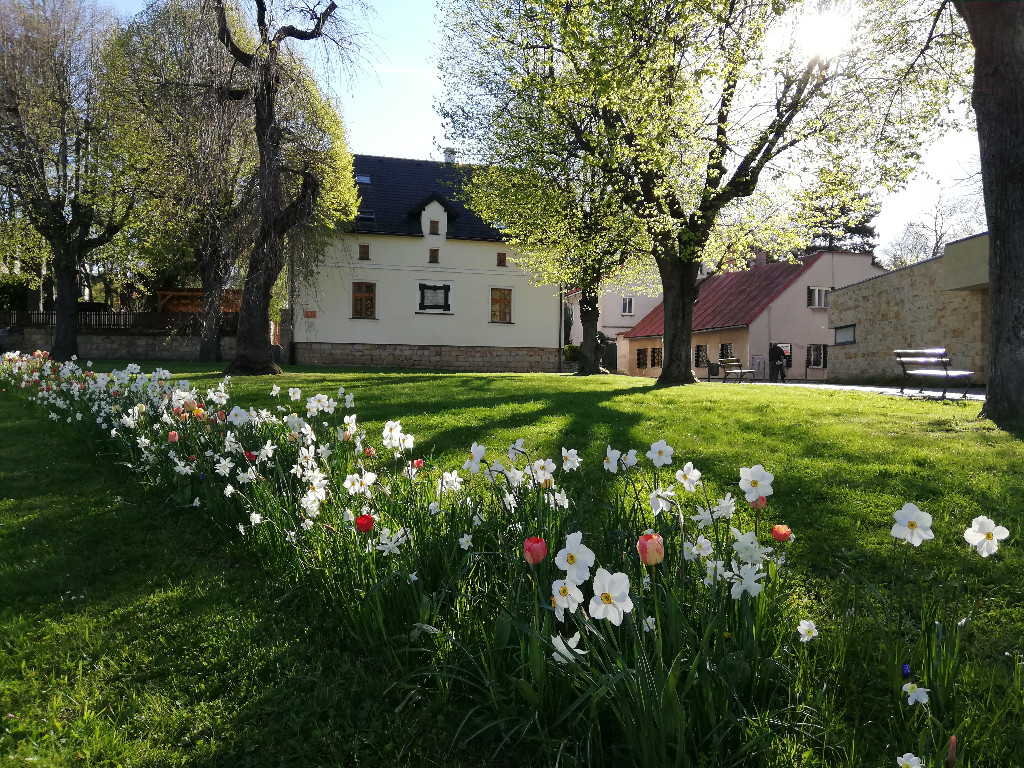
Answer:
[
  {"xmin": 358, "ymin": 244, "xmax": 369, "ymax": 260},
  {"xmin": 355, "ymin": 174, "xmax": 371, "ymax": 184},
  {"xmin": 621, "ymin": 296, "xmax": 634, "ymax": 315},
  {"xmin": 497, "ymin": 252, "xmax": 507, "ymax": 267},
  {"xmin": 418, "ymin": 283, "xmax": 451, "ymax": 312},
  {"xmin": 352, "ymin": 282, "xmax": 375, "ymax": 318},
  {"xmin": 651, "ymin": 347, "xmax": 663, "ymax": 368},
  {"xmin": 807, "ymin": 344, "xmax": 828, "ymax": 368},
  {"xmin": 636, "ymin": 348, "xmax": 648, "ymax": 369},
  {"xmin": 719, "ymin": 343, "xmax": 733, "ymax": 360},
  {"xmin": 429, "ymin": 248, "xmax": 440, "ymax": 263},
  {"xmin": 694, "ymin": 345, "xmax": 709, "ymax": 368},
  {"xmin": 429, "ymin": 219, "xmax": 439, "ymax": 235},
  {"xmin": 490, "ymin": 288, "xmax": 512, "ymax": 323}
]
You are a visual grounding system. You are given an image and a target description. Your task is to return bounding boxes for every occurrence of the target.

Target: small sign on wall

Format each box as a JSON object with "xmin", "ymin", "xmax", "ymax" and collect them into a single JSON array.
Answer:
[{"xmin": 303, "ymin": 310, "xmax": 317, "ymax": 319}]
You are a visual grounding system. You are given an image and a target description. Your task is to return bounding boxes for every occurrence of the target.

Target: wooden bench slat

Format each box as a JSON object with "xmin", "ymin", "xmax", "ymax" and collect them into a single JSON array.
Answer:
[{"xmin": 894, "ymin": 348, "xmax": 974, "ymax": 399}]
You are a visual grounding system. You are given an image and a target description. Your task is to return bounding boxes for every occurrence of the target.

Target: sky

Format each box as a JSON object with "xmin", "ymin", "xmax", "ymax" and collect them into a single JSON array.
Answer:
[{"xmin": 109, "ymin": 0, "xmax": 984, "ymax": 255}]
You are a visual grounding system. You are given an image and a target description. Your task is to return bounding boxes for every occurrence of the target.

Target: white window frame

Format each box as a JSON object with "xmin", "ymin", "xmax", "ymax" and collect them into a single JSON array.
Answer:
[
  {"xmin": 808, "ymin": 286, "xmax": 829, "ymax": 309},
  {"xmin": 621, "ymin": 296, "xmax": 634, "ymax": 315}
]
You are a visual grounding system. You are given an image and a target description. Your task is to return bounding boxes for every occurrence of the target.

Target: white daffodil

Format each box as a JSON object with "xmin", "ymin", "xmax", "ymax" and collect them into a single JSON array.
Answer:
[
  {"xmin": 643, "ymin": 616, "xmax": 656, "ymax": 632},
  {"xmin": 622, "ymin": 449, "xmax": 638, "ymax": 468},
  {"xmin": 551, "ymin": 632, "xmax": 587, "ymax": 664},
  {"xmin": 270, "ymin": 385, "xmax": 280, "ymax": 397},
  {"xmin": 731, "ymin": 528, "xmax": 772, "ymax": 564},
  {"xmin": 588, "ymin": 568, "xmax": 633, "ymax": 626},
  {"xmin": 690, "ymin": 505, "xmax": 714, "ymax": 529},
  {"xmin": 693, "ymin": 535, "xmax": 714, "ymax": 558},
  {"xmin": 650, "ymin": 486, "xmax": 676, "ymax": 516},
  {"xmin": 739, "ymin": 464, "xmax": 774, "ymax": 502},
  {"xmin": 797, "ymin": 619, "xmax": 818, "ymax": 642},
  {"xmin": 531, "ymin": 458, "xmax": 556, "ymax": 486},
  {"xmin": 704, "ymin": 560, "xmax": 730, "ymax": 586},
  {"xmin": 963, "ymin": 515, "xmax": 1009, "ymax": 557},
  {"xmin": 345, "ymin": 393, "xmax": 355, "ymax": 408},
  {"xmin": 562, "ymin": 447, "xmax": 581, "ymax": 471},
  {"xmin": 551, "ymin": 579, "xmax": 584, "ymax": 615},
  {"xmin": 441, "ymin": 470, "xmax": 463, "ymax": 494},
  {"xmin": 288, "ymin": 387, "xmax": 301, "ymax": 401},
  {"xmin": 675, "ymin": 462, "xmax": 702, "ymax": 491},
  {"xmin": 730, "ymin": 563, "xmax": 765, "ymax": 598},
  {"xmin": 376, "ymin": 527, "xmax": 409, "ymax": 556},
  {"xmin": 555, "ymin": 531, "xmax": 596, "ymax": 583},
  {"xmin": 546, "ymin": 489, "xmax": 569, "ymax": 510},
  {"xmin": 458, "ymin": 533, "xmax": 473, "ymax": 550},
  {"xmin": 463, "ymin": 442, "xmax": 487, "ymax": 474},
  {"xmin": 603, "ymin": 445, "xmax": 621, "ymax": 474},
  {"xmin": 249, "ymin": 511, "xmax": 262, "ymax": 525},
  {"xmin": 712, "ymin": 493, "xmax": 736, "ymax": 520},
  {"xmin": 896, "ymin": 754, "xmax": 922, "ymax": 768},
  {"xmin": 891, "ymin": 503, "xmax": 934, "ymax": 547},
  {"xmin": 646, "ymin": 439, "xmax": 674, "ymax": 467},
  {"xmin": 902, "ymin": 682, "xmax": 929, "ymax": 706},
  {"xmin": 508, "ymin": 438, "xmax": 526, "ymax": 461}
]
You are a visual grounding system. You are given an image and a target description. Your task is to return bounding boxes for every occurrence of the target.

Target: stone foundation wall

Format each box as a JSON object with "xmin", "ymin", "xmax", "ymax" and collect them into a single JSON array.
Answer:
[
  {"xmin": 295, "ymin": 342, "xmax": 561, "ymax": 373},
  {"xmin": 7, "ymin": 328, "xmax": 237, "ymax": 362},
  {"xmin": 828, "ymin": 256, "xmax": 989, "ymax": 384}
]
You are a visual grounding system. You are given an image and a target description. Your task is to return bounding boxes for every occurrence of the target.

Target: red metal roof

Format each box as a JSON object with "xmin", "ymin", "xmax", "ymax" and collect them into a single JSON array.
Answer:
[{"xmin": 623, "ymin": 256, "xmax": 819, "ymax": 338}]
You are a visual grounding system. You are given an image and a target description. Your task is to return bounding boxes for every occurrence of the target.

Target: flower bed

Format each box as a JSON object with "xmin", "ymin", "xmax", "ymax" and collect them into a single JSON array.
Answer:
[{"xmin": 1, "ymin": 350, "xmax": 1017, "ymax": 767}]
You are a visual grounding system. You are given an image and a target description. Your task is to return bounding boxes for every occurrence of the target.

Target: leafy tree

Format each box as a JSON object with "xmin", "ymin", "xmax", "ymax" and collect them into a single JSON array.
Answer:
[
  {"xmin": 213, "ymin": 0, "xmax": 361, "ymax": 375},
  {"xmin": 441, "ymin": 0, "xmax": 969, "ymax": 384},
  {"xmin": 0, "ymin": 0, "xmax": 151, "ymax": 359},
  {"xmin": 950, "ymin": 1, "xmax": 1024, "ymax": 426},
  {"xmin": 114, "ymin": 0, "xmax": 259, "ymax": 361}
]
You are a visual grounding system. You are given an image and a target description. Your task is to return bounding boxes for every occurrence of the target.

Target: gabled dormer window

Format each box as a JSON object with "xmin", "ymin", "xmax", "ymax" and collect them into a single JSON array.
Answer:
[{"xmin": 429, "ymin": 219, "xmax": 440, "ymax": 235}]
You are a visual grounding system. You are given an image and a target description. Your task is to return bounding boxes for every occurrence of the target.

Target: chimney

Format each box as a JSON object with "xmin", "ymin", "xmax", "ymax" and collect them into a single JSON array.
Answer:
[
  {"xmin": 752, "ymin": 249, "xmax": 767, "ymax": 267},
  {"xmin": 443, "ymin": 147, "xmax": 457, "ymax": 164}
]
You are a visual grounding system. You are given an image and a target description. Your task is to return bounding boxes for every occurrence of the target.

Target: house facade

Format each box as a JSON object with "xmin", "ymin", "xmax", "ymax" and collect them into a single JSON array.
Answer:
[
  {"xmin": 290, "ymin": 155, "xmax": 563, "ymax": 372},
  {"xmin": 564, "ymin": 282, "xmax": 662, "ymax": 347},
  {"xmin": 827, "ymin": 233, "xmax": 989, "ymax": 384},
  {"xmin": 617, "ymin": 251, "xmax": 886, "ymax": 379}
]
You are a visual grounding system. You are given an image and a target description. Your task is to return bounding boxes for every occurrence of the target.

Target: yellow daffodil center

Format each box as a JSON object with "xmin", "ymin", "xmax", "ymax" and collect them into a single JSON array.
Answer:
[
  {"xmin": 985, "ymin": 531, "xmax": 994, "ymax": 540},
  {"xmin": 907, "ymin": 684, "xmax": 917, "ymax": 692},
  {"xmin": 559, "ymin": 586, "xmax": 569, "ymax": 597},
  {"xmin": 658, "ymin": 450, "xmax": 664, "ymax": 456},
  {"xmin": 550, "ymin": 597, "xmax": 557, "ymax": 608},
  {"xmin": 566, "ymin": 553, "xmax": 576, "ymax": 565},
  {"xmin": 750, "ymin": 479, "xmax": 759, "ymax": 487},
  {"xmin": 601, "ymin": 592, "xmax": 613, "ymax": 605},
  {"xmin": 907, "ymin": 521, "xmax": 918, "ymax": 530}
]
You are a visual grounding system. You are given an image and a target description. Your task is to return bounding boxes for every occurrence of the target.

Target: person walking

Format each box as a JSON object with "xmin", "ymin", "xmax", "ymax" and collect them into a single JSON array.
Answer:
[{"xmin": 768, "ymin": 342, "xmax": 787, "ymax": 383}]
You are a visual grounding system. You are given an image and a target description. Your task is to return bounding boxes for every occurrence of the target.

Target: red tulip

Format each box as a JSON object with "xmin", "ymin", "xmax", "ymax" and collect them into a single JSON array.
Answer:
[
  {"xmin": 771, "ymin": 524, "xmax": 792, "ymax": 542},
  {"xmin": 637, "ymin": 533, "xmax": 665, "ymax": 565},
  {"xmin": 523, "ymin": 536, "xmax": 548, "ymax": 565},
  {"xmin": 413, "ymin": 458, "xmax": 424, "ymax": 469},
  {"xmin": 355, "ymin": 514, "xmax": 374, "ymax": 533},
  {"xmin": 245, "ymin": 451, "xmax": 257, "ymax": 462},
  {"xmin": 946, "ymin": 735, "xmax": 957, "ymax": 767}
]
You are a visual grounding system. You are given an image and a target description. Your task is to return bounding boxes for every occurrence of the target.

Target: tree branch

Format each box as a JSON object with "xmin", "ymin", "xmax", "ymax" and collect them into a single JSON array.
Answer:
[
  {"xmin": 274, "ymin": 2, "xmax": 338, "ymax": 44},
  {"xmin": 215, "ymin": 0, "xmax": 255, "ymax": 68}
]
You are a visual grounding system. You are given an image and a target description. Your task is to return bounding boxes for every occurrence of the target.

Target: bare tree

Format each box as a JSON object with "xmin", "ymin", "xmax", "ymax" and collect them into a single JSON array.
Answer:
[{"xmin": 880, "ymin": 186, "xmax": 986, "ymax": 269}]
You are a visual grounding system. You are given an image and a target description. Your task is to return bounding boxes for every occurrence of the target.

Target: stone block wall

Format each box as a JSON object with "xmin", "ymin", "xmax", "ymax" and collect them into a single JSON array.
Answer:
[
  {"xmin": 828, "ymin": 256, "xmax": 989, "ymax": 384},
  {"xmin": 8, "ymin": 328, "xmax": 237, "ymax": 362},
  {"xmin": 294, "ymin": 342, "xmax": 561, "ymax": 373}
]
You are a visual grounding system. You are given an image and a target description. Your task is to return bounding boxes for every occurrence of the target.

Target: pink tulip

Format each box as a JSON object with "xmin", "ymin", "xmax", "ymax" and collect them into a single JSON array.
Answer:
[
  {"xmin": 750, "ymin": 495, "xmax": 767, "ymax": 510},
  {"xmin": 167, "ymin": 431, "xmax": 179, "ymax": 443},
  {"xmin": 523, "ymin": 536, "xmax": 548, "ymax": 565},
  {"xmin": 771, "ymin": 524, "xmax": 792, "ymax": 542},
  {"xmin": 637, "ymin": 533, "xmax": 665, "ymax": 565}
]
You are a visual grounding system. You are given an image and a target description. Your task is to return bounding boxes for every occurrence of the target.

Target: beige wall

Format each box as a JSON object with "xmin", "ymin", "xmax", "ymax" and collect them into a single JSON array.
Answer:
[
  {"xmin": 617, "ymin": 335, "xmax": 665, "ymax": 378},
  {"xmin": 942, "ymin": 233, "xmax": 988, "ymax": 291},
  {"xmin": 567, "ymin": 281, "xmax": 661, "ymax": 345},
  {"xmin": 828, "ymin": 255, "xmax": 989, "ymax": 383},
  {"xmin": 294, "ymin": 201, "xmax": 561, "ymax": 363},
  {"xmin": 11, "ymin": 327, "xmax": 238, "ymax": 361}
]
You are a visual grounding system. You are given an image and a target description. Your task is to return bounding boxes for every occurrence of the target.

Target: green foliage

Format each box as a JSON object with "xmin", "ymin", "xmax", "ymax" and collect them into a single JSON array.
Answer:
[{"xmin": 563, "ymin": 344, "xmax": 580, "ymax": 362}]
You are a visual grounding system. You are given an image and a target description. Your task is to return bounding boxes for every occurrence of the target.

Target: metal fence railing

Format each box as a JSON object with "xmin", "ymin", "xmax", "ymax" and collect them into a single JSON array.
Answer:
[{"xmin": 0, "ymin": 310, "xmax": 239, "ymax": 336}]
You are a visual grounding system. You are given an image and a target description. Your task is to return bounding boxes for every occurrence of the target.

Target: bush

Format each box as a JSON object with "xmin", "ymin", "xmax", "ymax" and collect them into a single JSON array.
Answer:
[{"xmin": 563, "ymin": 343, "xmax": 580, "ymax": 362}]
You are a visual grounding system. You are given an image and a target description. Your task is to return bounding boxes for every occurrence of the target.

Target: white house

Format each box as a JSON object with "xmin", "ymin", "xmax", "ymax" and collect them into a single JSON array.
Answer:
[{"xmin": 290, "ymin": 155, "xmax": 563, "ymax": 372}]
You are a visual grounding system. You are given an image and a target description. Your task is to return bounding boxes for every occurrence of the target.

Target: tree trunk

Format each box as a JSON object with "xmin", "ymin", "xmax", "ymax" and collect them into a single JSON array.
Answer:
[
  {"xmin": 954, "ymin": 2, "xmax": 1024, "ymax": 427},
  {"xmin": 50, "ymin": 245, "xmax": 80, "ymax": 361},
  {"xmin": 656, "ymin": 253, "xmax": 700, "ymax": 385},
  {"xmin": 578, "ymin": 286, "xmax": 601, "ymax": 375},
  {"xmin": 198, "ymin": 249, "xmax": 225, "ymax": 363}
]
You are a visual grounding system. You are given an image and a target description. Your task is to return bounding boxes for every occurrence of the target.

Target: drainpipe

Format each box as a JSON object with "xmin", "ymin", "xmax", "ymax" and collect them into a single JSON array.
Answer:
[{"xmin": 557, "ymin": 285, "xmax": 563, "ymax": 373}]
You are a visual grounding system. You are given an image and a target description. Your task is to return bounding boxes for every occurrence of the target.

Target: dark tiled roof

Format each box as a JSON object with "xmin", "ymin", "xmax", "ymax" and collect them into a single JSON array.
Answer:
[
  {"xmin": 351, "ymin": 155, "xmax": 501, "ymax": 241},
  {"xmin": 623, "ymin": 256, "xmax": 819, "ymax": 338}
]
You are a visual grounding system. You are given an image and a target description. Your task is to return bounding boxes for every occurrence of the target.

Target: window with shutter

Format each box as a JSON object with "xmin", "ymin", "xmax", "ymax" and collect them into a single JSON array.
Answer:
[{"xmin": 694, "ymin": 345, "xmax": 709, "ymax": 367}]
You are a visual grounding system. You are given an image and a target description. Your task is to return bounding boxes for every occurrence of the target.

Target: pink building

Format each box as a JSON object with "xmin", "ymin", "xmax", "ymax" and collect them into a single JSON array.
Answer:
[{"xmin": 617, "ymin": 251, "xmax": 886, "ymax": 379}]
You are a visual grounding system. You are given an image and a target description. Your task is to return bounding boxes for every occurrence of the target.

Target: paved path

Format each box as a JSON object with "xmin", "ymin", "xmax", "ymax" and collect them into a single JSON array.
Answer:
[{"xmin": 726, "ymin": 380, "xmax": 986, "ymax": 402}]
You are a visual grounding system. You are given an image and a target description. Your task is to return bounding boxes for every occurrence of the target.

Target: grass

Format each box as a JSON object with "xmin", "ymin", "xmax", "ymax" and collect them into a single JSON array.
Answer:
[{"xmin": 3, "ymin": 362, "xmax": 1024, "ymax": 765}]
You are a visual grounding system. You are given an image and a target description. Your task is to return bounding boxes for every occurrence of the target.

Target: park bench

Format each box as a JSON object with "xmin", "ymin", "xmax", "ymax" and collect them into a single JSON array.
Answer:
[
  {"xmin": 894, "ymin": 348, "xmax": 974, "ymax": 399},
  {"xmin": 718, "ymin": 357, "xmax": 756, "ymax": 382}
]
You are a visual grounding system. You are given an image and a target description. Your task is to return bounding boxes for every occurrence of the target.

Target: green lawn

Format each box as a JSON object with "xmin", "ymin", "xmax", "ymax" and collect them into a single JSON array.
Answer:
[{"xmin": 2, "ymin": 364, "xmax": 1023, "ymax": 766}]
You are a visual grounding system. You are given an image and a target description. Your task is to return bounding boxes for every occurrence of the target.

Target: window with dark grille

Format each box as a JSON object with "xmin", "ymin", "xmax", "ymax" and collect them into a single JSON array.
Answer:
[
  {"xmin": 807, "ymin": 344, "xmax": 828, "ymax": 368},
  {"xmin": 719, "ymin": 342, "xmax": 733, "ymax": 360},
  {"xmin": 694, "ymin": 345, "xmax": 709, "ymax": 367},
  {"xmin": 429, "ymin": 219, "xmax": 439, "ymax": 235},
  {"xmin": 352, "ymin": 282, "xmax": 376, "ymax": 318},
  {"xmin": 428, "ymin": 248, "xmax": 440, "ymax": 263},
  {"xmin": 418, "ymin": 283, "xmax": 451, "ymax": 311},
  {"xmin": 490, "ymin": 288, "xmax": 512, "ymax": 323},
  {"xmin": 358, "ymin": 243, "xmax": 370, "ymax": 260},
  {"xmin": 636, "ymin": 348, "xmax": 648, "ymax": 369},
  {"xmin": 651, "ymin": 347, "xmax": 663, "ymax": 368},
  {"xmin": 496, "ymin": 252, "xmax": 507, "ymax": 267}
]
